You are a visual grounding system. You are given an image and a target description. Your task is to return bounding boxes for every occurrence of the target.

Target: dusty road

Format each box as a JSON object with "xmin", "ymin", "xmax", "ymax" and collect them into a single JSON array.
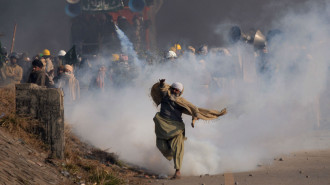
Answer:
[{"xmin": 150, "ymin": 131, "xmax": 330, "ymax": 185}]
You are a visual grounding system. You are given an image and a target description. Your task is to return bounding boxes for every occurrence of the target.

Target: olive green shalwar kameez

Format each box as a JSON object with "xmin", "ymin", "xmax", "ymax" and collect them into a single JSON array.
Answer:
[{"xmin": 154, "ymin": 112, "xmax": 185, "ymax": 169}]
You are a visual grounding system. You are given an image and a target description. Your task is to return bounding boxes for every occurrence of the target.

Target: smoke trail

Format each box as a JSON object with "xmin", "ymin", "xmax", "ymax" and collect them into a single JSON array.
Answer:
[
  {"xmin": 115, "ymin": 25, "xmax": 140, "ymax": 66},
  {"xmin": 68, "ymin": 0, "xmax": 330, "ymax": 176}
]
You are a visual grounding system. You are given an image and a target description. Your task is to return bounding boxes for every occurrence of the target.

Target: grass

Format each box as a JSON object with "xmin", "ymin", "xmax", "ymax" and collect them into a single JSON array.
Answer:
[{"xmin": 0, "ymin": 86, "xmax": 49, "ymax": 151}]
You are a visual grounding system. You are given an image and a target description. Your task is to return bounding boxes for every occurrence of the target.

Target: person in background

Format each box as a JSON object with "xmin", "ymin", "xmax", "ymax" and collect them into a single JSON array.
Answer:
[
  {"xmin": 27, "ymin": 59, "xmax": 54, "ymax": 88},
  {"xmin": 95, "ymin": 65, "xmax": 107, "ymax": 91},
  {"xmin": 0, "ymin": 46, "xmax": 8, "ymax": 85},
  {"xmin": 56, "ymin": 64, "xmax": 80, "ymax": 103},
  {"xmin": 165, "ymin": 51, "xmax": 177, "ymax": 62},
  {"xmin": 18, "ymin": 52, "xmax": 32, "ymax": 83},
  {"xmin": 5, "ymin": 52, "xmax": 23, "ymax": 84},
  {"xmin": 76, "ymin": 57, "xmax": 93, "ymax": 93},
  {"xmin": 53, "ymin": 65, "xmax": 64, "ymax": 84},
  {"xmin": 54, "ymin": 50, "xmax": 66, "ymax": 76},
  {"xmin": 41, "ymin": 49, "xmax": 54, "ymax": 81},
  {"xmin": 197, "ymin": 45, "xmax": 208, "ymax": 56},
  {"xmin": 187, "ymin": 46, "xmax": 195, "ymax": 55},
  {"xmin": 170, "ymin": 44, "xmax": 183, "ymax": 57}
]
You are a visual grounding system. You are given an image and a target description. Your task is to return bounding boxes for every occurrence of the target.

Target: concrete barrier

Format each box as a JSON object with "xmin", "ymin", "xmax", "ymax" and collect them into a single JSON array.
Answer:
[{"xmin": 15, "ymin": 83, "xmax": 64, "ymax": 159}]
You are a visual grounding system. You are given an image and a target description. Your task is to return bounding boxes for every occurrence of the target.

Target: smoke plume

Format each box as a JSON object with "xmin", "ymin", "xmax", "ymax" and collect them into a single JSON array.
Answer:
[{"xmin": 67, "ymin": 0, "xmax": 330, "ymax": 176}]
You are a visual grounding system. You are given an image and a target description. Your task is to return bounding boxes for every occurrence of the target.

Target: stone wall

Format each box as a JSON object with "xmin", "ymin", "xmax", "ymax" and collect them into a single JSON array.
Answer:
[{"xmin": 15, "ymin": 83, "xmax": 64, "ymax": 159}]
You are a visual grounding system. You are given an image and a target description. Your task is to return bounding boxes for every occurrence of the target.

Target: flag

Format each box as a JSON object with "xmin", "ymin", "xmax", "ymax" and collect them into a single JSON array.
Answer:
[{"xmin": 64, "ymin": 45, "xmax": 79, "ymax": 66}]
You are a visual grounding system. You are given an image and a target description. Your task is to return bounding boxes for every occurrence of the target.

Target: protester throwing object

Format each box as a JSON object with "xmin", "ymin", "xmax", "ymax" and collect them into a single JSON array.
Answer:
[{"xmin": 150, "ymin": 79, "xmax": 227, "ymax": 179}]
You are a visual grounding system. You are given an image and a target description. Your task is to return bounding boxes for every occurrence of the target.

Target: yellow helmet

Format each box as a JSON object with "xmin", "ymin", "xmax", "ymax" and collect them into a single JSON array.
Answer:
[
  {"xmin": 112, "ymin": 54, "xmax": 120, "ymax": 61},
  {"xmin": 43, "ymin": 49, "xmax": 50, "ymax": 56},
  {"xmin": 174, "ymin": 44, "xmax": 181, "ymax": 50}
]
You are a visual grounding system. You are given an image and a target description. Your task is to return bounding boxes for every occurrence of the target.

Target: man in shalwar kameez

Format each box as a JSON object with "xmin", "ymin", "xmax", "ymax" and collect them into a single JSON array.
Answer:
[{"xmin": 151, "ymin": 79, "xmax": 227, "ymax": 179}]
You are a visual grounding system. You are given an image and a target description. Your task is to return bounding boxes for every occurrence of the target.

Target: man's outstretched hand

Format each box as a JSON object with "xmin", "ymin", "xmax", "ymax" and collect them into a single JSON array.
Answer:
[
  {"xmin": 191, "ymin": 117, "xmax": 198, "ymax": 128},
  {"xmin": 220, "ymin": 108, "xmax": 227, "ymax": 116}
]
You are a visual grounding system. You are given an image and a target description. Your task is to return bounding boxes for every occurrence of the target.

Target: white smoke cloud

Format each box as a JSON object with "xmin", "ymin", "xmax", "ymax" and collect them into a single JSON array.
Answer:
[{"xmin": 67, "ymin": 0, "xmax": 330, "ymax": 176}]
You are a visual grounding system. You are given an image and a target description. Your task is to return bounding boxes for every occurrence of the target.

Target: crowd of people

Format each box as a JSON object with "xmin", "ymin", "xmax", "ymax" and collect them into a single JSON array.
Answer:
[{"xmin": 0, "ymin": 34, "xmax": 275, "ymax": 105}]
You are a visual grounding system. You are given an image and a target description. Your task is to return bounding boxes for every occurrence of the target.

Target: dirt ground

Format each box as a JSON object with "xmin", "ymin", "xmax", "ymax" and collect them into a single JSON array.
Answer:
[
  {"xmin": 0, "ymin": 127, "xmax": 70, "ymax": 184},
  {"xmin": 150, "ymin": 131, "xmax": 330, "ymax": 185},
  {"xmin": 149, "ymin": 150, "xmax": 330, "ymax": 185}
]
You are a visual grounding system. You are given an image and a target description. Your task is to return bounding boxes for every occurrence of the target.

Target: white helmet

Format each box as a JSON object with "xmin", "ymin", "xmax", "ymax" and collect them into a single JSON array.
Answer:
[
  {"xmin": 166, "ymin": 50, "xmax": 177, "ymax": 59},
  {"xmin": 58, "ymin": 50, "xmax": 66, "ymax": 57}
]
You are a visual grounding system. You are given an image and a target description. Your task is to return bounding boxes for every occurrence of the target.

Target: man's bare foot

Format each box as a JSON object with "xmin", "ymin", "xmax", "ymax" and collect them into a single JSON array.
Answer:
[{"xmin": 171, "ymin": 169, "xmax": 181, "ymax": 179}]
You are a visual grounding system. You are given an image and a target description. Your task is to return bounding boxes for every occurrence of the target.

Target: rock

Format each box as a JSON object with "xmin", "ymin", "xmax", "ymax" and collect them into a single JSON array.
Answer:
[
  {"xmin": 299, "ymin": 170, "xmax": 303, "ymax": 174},
  {"xmin": 205, "ymin": 174, "xmax": 210, "ymax": 176},
  {"xmin": 27, "ymin": 159, "xmax": 35, "ymax": 165},
  {"xmin": 235, "ymin": 182, "xmax": 238, "ymax": 185},
  {"xmin": 0, "ymin": 112, "xmax": 5, "ymax": 118},
  {"xmin": 158, "ymin": 174, "xmax": 168, "ymax": 179},
  {"xmin": 279, "ymin": 158, "xmax": 284, "ymax": 161},
  {"xmin": 306, "ymin": 175, "xmax": 309, "ymax": 178},
  {"xmin": 200, "ymin": 175, "xmax": 203, "ymax": 178},
  {"xmin": 249, "ymin": 174, "xmax": 253, "ymax": 176},
  {"xmin": 18, "ymin": 138, "xmax": 25, "ymax": 145},
  {"xmin": 61, "ymin": 170, "xmax": 70, "ymax": 177}
]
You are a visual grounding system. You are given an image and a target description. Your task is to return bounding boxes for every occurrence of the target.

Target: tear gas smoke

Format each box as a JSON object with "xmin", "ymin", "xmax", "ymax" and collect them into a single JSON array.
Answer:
[
  {"xmin": 68, "ymin": 1, "xmax": 330, "ymax": 175},
  {"xmin": 115, "ymin": 25, "xmax": 140, "ymax": 66}
]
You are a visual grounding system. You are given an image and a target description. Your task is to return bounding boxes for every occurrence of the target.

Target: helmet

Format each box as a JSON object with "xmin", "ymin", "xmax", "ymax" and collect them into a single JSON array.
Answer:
[
  {"xmin": 112, "ymin": 54, "xmax": 120, "ymax": 61},
  {"xmin": 42, "ymin": 49, "xmax": 50, "ymax": 56},
  {"xmin": 166, "ymin": 51, "xmax": 177, "ymax": 59},
  {"xmin": 174, "ymin": 44, "xmax": 182, "ymax": 50},
  {"xmin": 58, "ymin": 50, "xmax": 66, "ymax": 57}
]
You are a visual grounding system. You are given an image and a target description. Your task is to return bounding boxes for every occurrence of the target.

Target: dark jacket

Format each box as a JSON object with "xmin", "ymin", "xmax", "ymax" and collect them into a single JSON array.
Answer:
[
  {"xmin": 159, "ymin": 83, "xmax": 184, "ymax": 122},
  {"xmin": 27, "ymin": 70, "xmax": 54, "ymax": 88}
]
